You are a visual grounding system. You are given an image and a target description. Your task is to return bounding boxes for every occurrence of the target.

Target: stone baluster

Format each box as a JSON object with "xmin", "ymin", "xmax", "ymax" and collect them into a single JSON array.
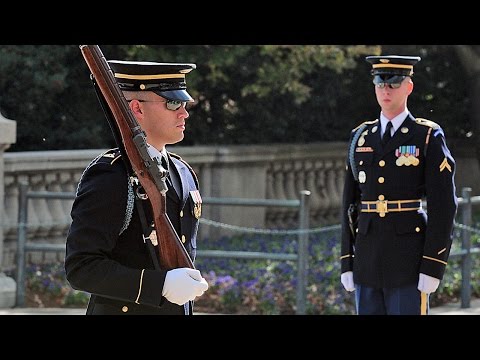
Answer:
[
  {"xmin": 326, "ymin": 160, "xmax": 341, "ymax": 223},
  {"xmin": 284, "ymin": 161, "xmax": 297, "ymax": 227},
  {"xmin": 314, "ymin": 159, "xmax": 331, "ymax": 225},
  {"xmin": 3, "ymin": 174, "xmax": 16, "ymax": 240},
  {"xmin": 45, "ymin": 172, "xmax": 67, "ymax": 238},
  {"xmin": 60, "ymin": 171, "xmax": 77, "ymax": 221},
  {"xmin": 30, "ymin": 173, "xmax": 51, "ymax": 240},
  {"xmin": 265, "ymin": 163, "xmax": 275, "ymax": 228},
  {"xmin": 271, "ymin": 162, "xmax": 288, "ymax": 228},
  {"xmin": 272, "ymin": 162, "xmax": 287, "ymax": 200},
  {"xmin": 305, "ymin": 159, "xmax": 321, "ymax": 209}
]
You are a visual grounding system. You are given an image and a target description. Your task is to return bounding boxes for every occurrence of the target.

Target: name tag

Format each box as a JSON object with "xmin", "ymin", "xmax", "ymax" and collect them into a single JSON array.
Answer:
[{"xmin": 356, "ymin": 147, "xmax": 373, "ymax": 152}]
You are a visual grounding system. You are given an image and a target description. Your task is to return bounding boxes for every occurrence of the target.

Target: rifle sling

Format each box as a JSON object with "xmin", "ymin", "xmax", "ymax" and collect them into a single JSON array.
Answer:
[{"xmin": 91, "ymin": 76, "xmax": 161, "ymax": 271}]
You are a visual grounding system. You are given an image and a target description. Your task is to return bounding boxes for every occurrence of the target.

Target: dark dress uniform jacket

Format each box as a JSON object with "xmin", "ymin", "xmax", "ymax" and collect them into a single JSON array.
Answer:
[
  {"xmin": 65, "ymin": 148, "xmax": 201, "ymax": 314},
  {"xmin": 340, "ymin": 114, "xmax": 457, "ymax": 288}
]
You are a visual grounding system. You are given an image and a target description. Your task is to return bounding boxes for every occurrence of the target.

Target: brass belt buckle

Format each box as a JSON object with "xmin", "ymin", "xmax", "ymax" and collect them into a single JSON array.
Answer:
[{"xmin": 376, "ymin": 200, "xmax": 388, "ymax": 217}]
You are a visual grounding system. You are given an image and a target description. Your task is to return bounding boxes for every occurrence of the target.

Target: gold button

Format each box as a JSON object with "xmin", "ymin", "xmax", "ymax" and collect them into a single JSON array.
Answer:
[
  {"xmin": 181, "ymin": 235, "xmax": 186, "ymax": 243},
  {"xmin": 415, "ymin": 227, "xmax": 421, "ymax": 232},
  {"xmin": 378, "ymin": 177, "xmax": 384, "ymax": 183},
  {"xmin": 379, "ymin": 160, "xmax": 385, "ymax": 167},
  {"xmin": 180, "ymin": 210, "xmax": 184, "ymax": 218},
  {"xmin": 122, "ymin": 306, "xmax": 128, "ymax": 313},
  {"xmin": 140, "ymin": 84, "xmax": 146, "ymax": 90},
  {"xmin": 359, "ymin": 160, "xmax": 364, "ymax": 165},
  {"xmin": 378, "ymin": 195, "xmax": 385, "ymax": 201}
]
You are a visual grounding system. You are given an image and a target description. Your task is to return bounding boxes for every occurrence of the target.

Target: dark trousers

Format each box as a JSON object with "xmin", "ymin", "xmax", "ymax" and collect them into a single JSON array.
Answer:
[{"xmin": 354, "ymin": 283, "xmax": 429, "ymax": 315}]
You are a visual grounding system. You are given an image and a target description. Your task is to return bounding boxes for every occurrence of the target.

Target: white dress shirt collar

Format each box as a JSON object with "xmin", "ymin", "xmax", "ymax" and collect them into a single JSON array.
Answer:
[{"xmin": 380, "ymin": 108, "xmax": 409, "ymax": 136}]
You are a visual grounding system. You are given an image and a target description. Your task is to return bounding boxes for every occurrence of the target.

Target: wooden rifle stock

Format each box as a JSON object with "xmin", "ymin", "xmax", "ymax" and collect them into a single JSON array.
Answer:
[{"xmin": 79, "ymin": 45, "xmax": 194, "ymax": 270}]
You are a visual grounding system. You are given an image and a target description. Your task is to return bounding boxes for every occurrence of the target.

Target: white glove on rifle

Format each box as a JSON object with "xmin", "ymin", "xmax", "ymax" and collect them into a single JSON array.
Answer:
[
  {"xmin": 162, "ymin": 268, "xmax": 209, "ymax": 305},
  {"xmin": 341, "ymin": 271, "xmax": 355, "ymax": 292},
  {"xmin": 417, "ymin": 273, "xmax": 440, "ymax": 294}
]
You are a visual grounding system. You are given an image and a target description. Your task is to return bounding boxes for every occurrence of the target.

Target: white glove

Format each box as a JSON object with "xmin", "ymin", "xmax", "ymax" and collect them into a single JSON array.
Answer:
[
  {"xmin": 341, "ymin": 271, "xmax": 355, "ymax": 292},
  {"xmin": 162, "ymin": 268, "xmax": 209, "ymax": 305},
  {"xmin": 417, "ymin": 273, "xmax": 440, "ymax": 294}
]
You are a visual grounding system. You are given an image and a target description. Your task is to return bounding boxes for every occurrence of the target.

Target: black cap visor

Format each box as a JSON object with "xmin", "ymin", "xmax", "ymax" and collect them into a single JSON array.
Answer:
[
  {"xmin": 373, "ymin": 74, "xmax": 407, "ymax": 85},
  {"xmin": 153, "ymin": 89, "xmax": 194, "ymax": 102}
]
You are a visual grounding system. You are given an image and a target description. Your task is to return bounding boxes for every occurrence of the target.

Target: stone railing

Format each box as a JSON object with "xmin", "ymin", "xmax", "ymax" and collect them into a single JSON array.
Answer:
[
  {"xmin": 4, "ymin": 140, "xmax": 479, "ymax": 271},
  {"xmin": 1, "ymin": 143, "xmax": 347, "ymax": 269}
]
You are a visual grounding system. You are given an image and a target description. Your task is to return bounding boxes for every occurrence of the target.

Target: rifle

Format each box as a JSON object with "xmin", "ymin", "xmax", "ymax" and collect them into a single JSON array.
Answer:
[{"xmin": 79, "ymin": 45, "xmax": 194, "ymax": 270}]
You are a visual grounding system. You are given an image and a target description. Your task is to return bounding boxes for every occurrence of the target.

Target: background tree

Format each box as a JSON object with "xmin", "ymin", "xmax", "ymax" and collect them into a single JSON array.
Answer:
[
  {"xmin": 0, "ymin": 45, "xmax": 472, "ymax": 155},
  {"xmin": 452, "ymin": 45, "xmax": 479, "ymax": 165}
]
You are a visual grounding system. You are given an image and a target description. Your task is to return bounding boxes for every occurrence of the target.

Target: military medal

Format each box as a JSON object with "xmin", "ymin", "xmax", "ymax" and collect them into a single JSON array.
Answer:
[
  {"xmin": 371, "ymin": 126, "xmax": 378, "ymax": 134},
  {"xmin": 395, "ymin": 145, "xmax": 420, "ymax": 166},
  {"xmin": 401, "ymin": 127, "xmax": 409, "ymax": 134},
  {"xmin": 190, "ymin": 190, "xmax": 202, "ymax": 219}
]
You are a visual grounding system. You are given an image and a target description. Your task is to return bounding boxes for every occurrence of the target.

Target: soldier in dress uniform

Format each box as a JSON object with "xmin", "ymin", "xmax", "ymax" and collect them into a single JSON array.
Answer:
[
  {"xmin": 65, "ymin": 60, "xmax": 208, "ymax": 315},
  {"xmin": 340, "ymin": 55, "xmax": 458, "ymax": 315}
]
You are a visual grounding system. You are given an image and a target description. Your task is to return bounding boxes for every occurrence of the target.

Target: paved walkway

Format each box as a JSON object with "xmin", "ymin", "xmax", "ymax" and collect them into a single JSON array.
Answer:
[
  {"xmin": 1, "ymin": 298, "xmax": 480, "ymax": 315},
  {"xmin": 429, "ymin": 297, "xmax": 480, "ymax": 315}
]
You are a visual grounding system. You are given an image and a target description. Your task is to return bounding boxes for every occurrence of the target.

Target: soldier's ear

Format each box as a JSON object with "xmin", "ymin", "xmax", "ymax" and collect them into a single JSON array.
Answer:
[
  {"xmin": 128, "ymin": 99, "xmax": 144, "ymax": 116},
  {"xmin": 407, "ymin": 80, "xmax": 414, "ymax": 95}
]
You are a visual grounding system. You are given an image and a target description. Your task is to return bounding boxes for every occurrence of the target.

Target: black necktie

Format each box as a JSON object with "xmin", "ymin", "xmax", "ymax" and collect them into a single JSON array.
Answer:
[
  {"xmin": 162, "ymin": 154, "xmax": 181, "ymax": 197},
  {"xmin": 382, "ymin": 122, "xmax": 393, "ymax": 145},
  {"xmin": 161, "ymin": 154, "xmax": 169, "ymax": 172}
]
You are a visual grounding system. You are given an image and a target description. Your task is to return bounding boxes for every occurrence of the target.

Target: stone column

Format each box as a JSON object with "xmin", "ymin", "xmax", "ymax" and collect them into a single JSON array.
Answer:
[{"xmin": 0, "ymin": 112, "xmax": 16, "ymax": 307}]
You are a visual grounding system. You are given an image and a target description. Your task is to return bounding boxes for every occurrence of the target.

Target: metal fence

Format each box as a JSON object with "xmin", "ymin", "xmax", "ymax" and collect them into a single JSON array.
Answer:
[
  {"xmin": 14, "ymin": 181, "xmax": 312, "ymax": 314},
  {"xmin": 14, "ymin": 181, "xmax": 480, "ymax": 313}
]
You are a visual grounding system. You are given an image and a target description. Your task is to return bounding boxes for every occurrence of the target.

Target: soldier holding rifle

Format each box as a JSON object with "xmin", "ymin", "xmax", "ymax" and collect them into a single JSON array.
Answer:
[{"xmin": 65, "ymin": 57, "xmax": 208, "ymax": 315}]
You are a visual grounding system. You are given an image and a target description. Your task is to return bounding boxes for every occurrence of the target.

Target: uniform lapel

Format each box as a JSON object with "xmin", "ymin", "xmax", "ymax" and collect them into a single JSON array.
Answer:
[
  {"xmin": 168, "ymin": 156, "xmax": 189, "ymax": 207},
  {"xmin": 178, "ymin": 164, "xmax": 189, "ymax": 208},
  {"xmin": 166, "ymin": 156, "xmax": 181, "ymax": 202}
]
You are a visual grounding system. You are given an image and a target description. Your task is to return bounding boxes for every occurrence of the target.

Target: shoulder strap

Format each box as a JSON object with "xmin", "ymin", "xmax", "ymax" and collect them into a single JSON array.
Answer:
[{"xmin": 415, "ymin": 117, "xmax": 440, "ymax": 157}]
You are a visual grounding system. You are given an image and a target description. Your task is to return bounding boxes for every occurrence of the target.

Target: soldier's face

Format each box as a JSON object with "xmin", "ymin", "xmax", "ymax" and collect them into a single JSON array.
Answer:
[
  {"xmin": 130, "ymin": 94, "xmax": 190, "ymax": 148},
  {"xmin": 374, "ymin": 78, "xmax": 413, "ymax": 113}
]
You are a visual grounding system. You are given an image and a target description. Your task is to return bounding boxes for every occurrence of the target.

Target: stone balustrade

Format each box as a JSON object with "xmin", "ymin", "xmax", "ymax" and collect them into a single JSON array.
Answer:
[
  {"xmin": 1, "ymin": 143, "xmax": 347, "ymax": 270},
  {"xmin": 2, "ymin": 140, "xmax": 479, "ymax": 272}
]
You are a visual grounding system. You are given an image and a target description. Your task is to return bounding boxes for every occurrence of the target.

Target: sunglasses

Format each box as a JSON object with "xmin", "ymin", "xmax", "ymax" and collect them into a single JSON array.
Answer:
[
  {"xmin": 375, "ymin": 82, "xmax": 402, "ymax": 89},
  {"xmin": 135, "ymin": 99, "xmax": 187, "ymax": 111}
]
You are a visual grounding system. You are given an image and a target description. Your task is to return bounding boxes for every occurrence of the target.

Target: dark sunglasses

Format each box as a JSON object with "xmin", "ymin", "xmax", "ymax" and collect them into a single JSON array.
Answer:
[
  {"xmin": 134, "ymin": 99, "xmax": 187, "ymax": 111},
  {"xmin": 375, "ymin": 82, "xmax": 402, "ymax": 89}
]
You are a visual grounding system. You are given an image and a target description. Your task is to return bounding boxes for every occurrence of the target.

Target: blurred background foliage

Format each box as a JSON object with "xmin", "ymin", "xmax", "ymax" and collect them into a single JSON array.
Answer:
[{"xmin": 0, "ymin": 45, "xmax": 474, "ymax": 156}]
